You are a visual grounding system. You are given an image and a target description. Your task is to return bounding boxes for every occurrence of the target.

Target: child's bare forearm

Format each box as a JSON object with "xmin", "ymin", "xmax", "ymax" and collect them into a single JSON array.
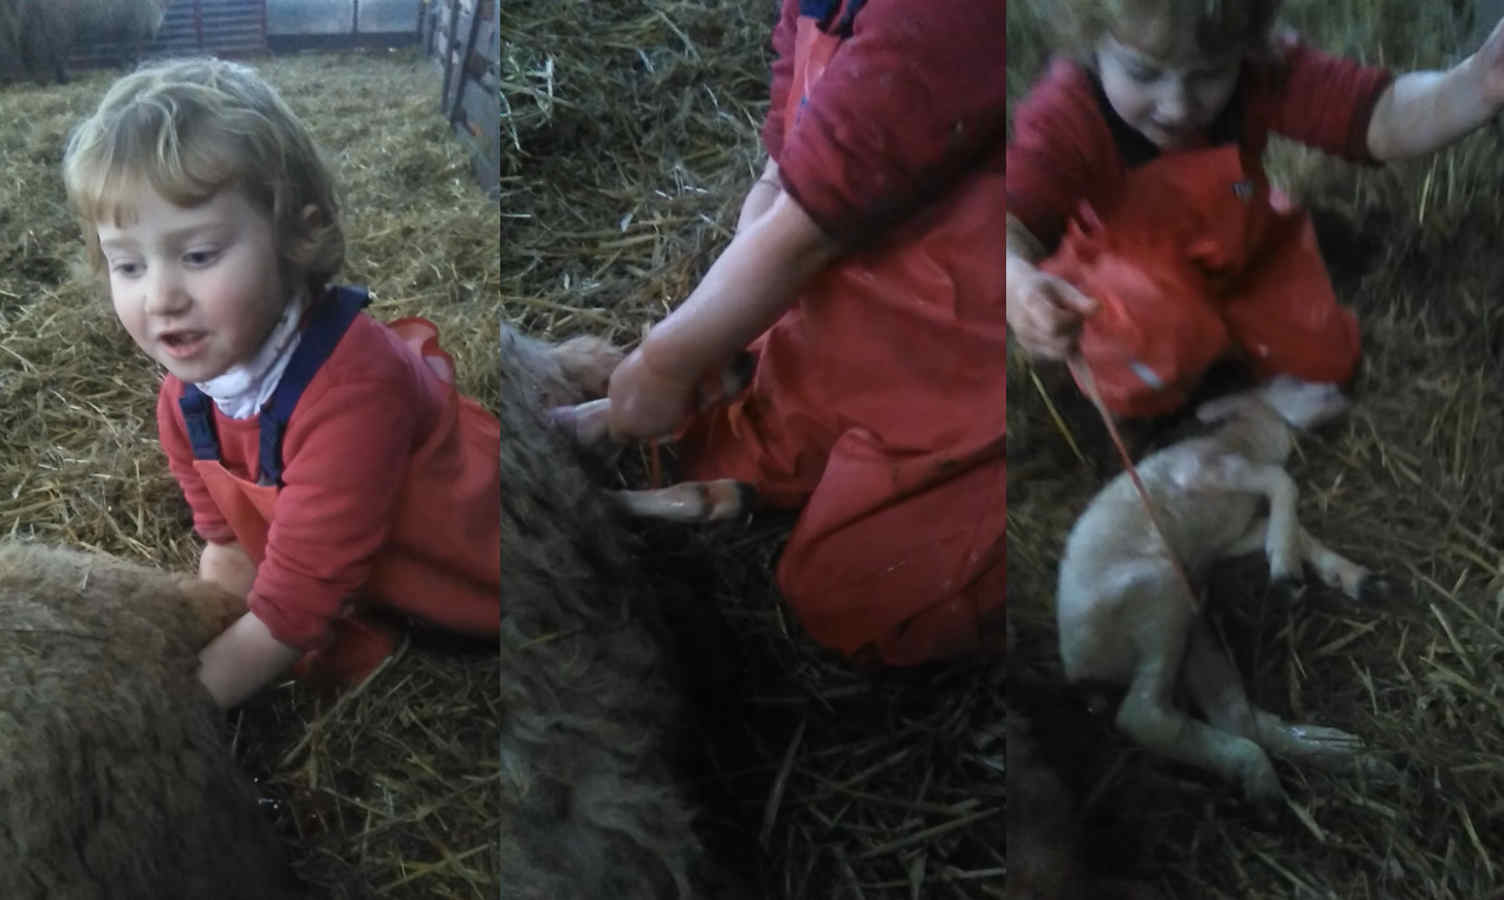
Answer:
[
  {"xmin": 197, "ymin": 610, "xmax": 303, "ymax": 709},
  {"xmin": 736, "ymin": 159, "xmax": 783, "ymax": 233},
  {"xmin": 1367, "ymin": 57, "xmax": 1497, "ymax": 160},
  {"xmin": 642, "ymin": 190, "xmax": 840, "ymax": 383}
]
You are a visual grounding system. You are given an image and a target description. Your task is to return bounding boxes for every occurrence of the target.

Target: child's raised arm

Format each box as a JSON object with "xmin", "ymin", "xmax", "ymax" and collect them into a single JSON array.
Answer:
[{"xmin": 1366, "ymin": 17, "xmax": 1504, "ymax": 160}]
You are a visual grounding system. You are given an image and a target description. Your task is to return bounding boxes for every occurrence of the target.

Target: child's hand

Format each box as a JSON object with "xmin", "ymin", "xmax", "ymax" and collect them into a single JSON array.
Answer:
[
  {"xmin": 199, "ymin": 540, "xmax": 255, "ymax": 598},
  {"xmin": 606, "ymin": 345, "xmax": 698, "ymax": 442},
  {"xmin": 1006, "ymin": 256, "xmax": 1099, "ymax": 360},
  {"xmin": 1478, "ymin": 17, "xmax": 1504, "ymax": 106}
]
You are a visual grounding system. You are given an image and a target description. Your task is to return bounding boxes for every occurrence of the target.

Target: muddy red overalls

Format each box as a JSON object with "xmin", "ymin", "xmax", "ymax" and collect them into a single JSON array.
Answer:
[
  {"xmin": 1041, "ymin": 144, "xmax": 1361, "ymax": 419},
  {"xmin": 675, "ymin": 0, "xmax": 1006, "ymax": 665},
  {"xmin": 178, "ymin": 286, "xmax": 501, "ymax": 686}
]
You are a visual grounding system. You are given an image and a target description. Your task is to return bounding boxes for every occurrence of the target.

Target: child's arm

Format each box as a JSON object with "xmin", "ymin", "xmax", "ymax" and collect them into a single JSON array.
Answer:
[
  {"xmin": 197, "ymin": 610, "xmax": 303, "ymax": 709},
  {"xmin": 736, "ymin": 159, "xmax": 783, "ymax": 234},
  {"xmin": 194, "ymin": 540, "xmax": 300, "ymax": 709},
  {"xmin": 606, "ymin": 187, "xmax": 840, "ymax": 441},
  {"xmin": 1366, "ymin": 17, "xmax": 1504, "ymax": 160}
]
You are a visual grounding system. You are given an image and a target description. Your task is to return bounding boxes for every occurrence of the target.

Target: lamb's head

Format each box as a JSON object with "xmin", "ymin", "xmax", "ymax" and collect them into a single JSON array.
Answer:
[
  {"xmin": 1193, "ymin": 376, "xmax": 1348, "ymax": 462},
  {"xmin": 1196, "ymin": 376, "xmax": 1348, "ymax": 430},
  {"xmin": 1255, "ymin": 376, "xmax": 1349, "ymax": 429}
]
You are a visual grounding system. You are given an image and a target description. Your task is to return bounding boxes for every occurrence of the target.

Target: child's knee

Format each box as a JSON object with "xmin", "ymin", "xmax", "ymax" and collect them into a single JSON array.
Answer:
[{"xmin": 776, "ymin": 535, "xmax": 999, "ymax": 666}]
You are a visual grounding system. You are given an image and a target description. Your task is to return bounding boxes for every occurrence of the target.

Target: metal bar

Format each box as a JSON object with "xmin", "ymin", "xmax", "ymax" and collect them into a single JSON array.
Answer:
[
  {"xmin": 449, "ymin": 0, "xmax": 482, "ymax": 122},
  {"xmin": 440, "ymin": 0, "xmax": 461, "ymax": 114}
]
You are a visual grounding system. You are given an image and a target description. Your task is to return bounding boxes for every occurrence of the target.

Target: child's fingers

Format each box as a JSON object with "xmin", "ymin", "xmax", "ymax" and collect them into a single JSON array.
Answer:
[
  {"xmin": 1017, "ymin": 284, "xmax": 1089, "ymax": 360},
  {"xmin": 1045, "ymin": 276, "xmax": 1098, "ymax": 317}
]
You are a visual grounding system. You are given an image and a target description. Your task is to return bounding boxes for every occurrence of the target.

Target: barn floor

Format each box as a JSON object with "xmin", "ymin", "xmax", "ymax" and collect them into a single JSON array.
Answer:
[
  {"xmin": 1008, "ymin": 1, "xmax": 1504, "ymax": 897},
  {"xmin": 500, "ymin": 1, "xmax": 1005, "ymax": 896}
]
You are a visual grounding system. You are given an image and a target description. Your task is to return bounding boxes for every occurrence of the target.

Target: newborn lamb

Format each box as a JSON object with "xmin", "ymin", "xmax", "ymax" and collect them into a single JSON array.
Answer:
[{"xmin": 1056, "ymin": 375, "xmax": 1390, "ymax": 806}]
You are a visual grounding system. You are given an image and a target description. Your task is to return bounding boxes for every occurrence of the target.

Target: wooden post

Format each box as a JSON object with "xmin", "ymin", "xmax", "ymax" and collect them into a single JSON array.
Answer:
[
  {"xmin": 449, "ymin": 0, "xmax": 482, "ymax": 123},
  {"xmin": 440, "ymin": 0, "xmax": 462, "ymax": 113}
]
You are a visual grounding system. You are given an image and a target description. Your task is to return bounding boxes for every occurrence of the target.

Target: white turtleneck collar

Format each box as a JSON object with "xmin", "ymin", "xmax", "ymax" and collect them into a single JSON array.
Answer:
[{"xmin": 193, "ymin": 293, "xmax": 308, "ymax": 420}]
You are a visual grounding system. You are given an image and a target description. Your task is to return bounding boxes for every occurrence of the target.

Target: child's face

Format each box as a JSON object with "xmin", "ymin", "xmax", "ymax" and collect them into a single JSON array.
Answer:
[
  {"xmin": 97, "ymin": 183, "xmax": 291, "ymax": 384},
  {"xmin": 1096, "ymin": 29, "xmax": 1243, "ymax": 150}
]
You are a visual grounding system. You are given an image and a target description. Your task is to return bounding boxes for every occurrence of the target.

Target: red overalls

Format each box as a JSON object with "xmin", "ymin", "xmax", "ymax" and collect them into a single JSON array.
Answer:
[
  {"xmin": 675, "ymin": 1, "xmax": 1005, "ymax": 665},
  {"xmin": 179, "ymin": 287, "xmax": 501, "ymax": 686},
  {"xmin": 1041, "ymin": 144, "xmax": 1360, "ymax": 419}
]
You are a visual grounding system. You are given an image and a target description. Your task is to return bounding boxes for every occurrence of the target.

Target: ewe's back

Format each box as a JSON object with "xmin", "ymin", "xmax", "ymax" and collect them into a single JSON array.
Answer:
[
  {"xmin": 0, "ymin": 543, "xmax": 295, "ymax": 900},
  {"xmin": 496, "ymin": 336, "xmax": 705, "ymax": 900}
]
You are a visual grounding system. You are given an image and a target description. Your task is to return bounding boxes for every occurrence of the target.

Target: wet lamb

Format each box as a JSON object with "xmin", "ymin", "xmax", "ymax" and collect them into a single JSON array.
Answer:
[{"xmin": 1055, "ymin": 375, "xmax": 1391, "ymax": 806}]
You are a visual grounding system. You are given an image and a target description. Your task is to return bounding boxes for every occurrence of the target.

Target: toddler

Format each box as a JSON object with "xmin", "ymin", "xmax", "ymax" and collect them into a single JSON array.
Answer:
[
  {"xmin": 1007, "ymin": 0, "xmax": 1504, "ymax": 417},
  {"xmin": 606, "ymin": 0, "xmax": 1005, "ymax": 665},
  {"xmin": 62, "ymin": 58, "xmax": 500, "ymax": 709}
]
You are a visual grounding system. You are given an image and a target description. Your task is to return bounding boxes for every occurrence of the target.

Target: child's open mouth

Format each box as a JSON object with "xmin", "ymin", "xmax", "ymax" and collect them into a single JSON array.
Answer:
[{"xmin": 159, "ymin": 330, "xmax": 208, "ymax": 359}]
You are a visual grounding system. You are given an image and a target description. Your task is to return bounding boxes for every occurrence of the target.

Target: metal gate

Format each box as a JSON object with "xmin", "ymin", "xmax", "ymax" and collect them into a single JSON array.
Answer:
[{"xmin": 69, "ymin": 0, "xmax": 269, "ymax": 71}]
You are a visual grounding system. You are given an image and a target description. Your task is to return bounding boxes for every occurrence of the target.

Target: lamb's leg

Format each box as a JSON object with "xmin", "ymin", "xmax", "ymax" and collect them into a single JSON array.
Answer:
[
  {"xmin": 1296, "ymin": 529, "xmax": 1387, "ymax": 601},
  {"xmin": 1225, "ymin": 516, "xmax": 1385, "ymax": 602},
  {"xmin": 550, "ymin": 398, "xmax": 612, "ymax": 445},
  {"xmin": 611, "ymin": 479, "xmax": 754, "ymax": 522},
  {"xmin": 1180, "ymin": 459, "xmax": 1301, "ymax": 581},
  {"xmin": 547, "ymin": 351, "xmax": 755, "ymax": 447},
  {"xmin": 1182, "ymin": 619, "xmax": 1369, "ymax": 771},
  {"xmin": 1114, "ymin": 619, "xmax": 1284, "ymax": 806}
]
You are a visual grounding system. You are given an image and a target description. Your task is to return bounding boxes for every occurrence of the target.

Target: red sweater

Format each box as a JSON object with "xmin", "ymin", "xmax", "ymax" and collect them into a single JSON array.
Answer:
[
  {"xmin": 762, "ymin": 0, "xmax": 1004, "ymax": 244},
  {"xmin": 1006, "ymin": 36, "xmax": 1394, "ymax": 247},
  {"xmin": 157, "ymin": 311, "xmax": 489, "ymax": 649}
]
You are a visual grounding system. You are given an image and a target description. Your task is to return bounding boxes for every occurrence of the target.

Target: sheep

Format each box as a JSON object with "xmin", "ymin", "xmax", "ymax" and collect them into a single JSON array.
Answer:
[
  {"xmin": 0, "ymin": 541, "xmax": 298, "ymax": 899},
  {"xmin": 498, "ymin": 323, "xmax": 713, "ymax": 900},
  {"xmin": 1055, "ymin": 375, "xmax": 1392, "ymax": 808},
  {"xmin": 0, "ymin": 0, "xmax": 167, "ymax": 85}
]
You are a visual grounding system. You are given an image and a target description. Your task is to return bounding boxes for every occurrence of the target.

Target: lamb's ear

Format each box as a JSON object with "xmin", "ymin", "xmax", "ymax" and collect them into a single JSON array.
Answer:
[{"xmin": 1195, "ymin": 392, "xmax": 1255, "ymax": 424}]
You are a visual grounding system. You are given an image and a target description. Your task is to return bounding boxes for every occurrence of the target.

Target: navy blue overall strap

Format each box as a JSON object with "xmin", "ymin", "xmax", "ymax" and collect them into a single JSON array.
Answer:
[
  {"xmin": 798, "ymin": 0, "xmax": 865, "ymax": 35},
  {"xmin": 178, "ymin": 383, "xmax": 221, "ymax": 461},
  {"xmin": 256, "ymin": 285, "xmax": 372, "ymax": 486},
  {"xmin": 174, "ymin": 286, "xmax": 372, "ymax": 482}
]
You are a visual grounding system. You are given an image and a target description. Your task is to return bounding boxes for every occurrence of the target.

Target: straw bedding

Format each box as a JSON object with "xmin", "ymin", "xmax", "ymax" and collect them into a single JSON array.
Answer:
[
  {"xmin": 0, "ymin": 0, "xmax": 1006, "ymax": 895},
  {"xmin": 1009, "ymin": 1, "xmax": 1504, "ymax": 896}
]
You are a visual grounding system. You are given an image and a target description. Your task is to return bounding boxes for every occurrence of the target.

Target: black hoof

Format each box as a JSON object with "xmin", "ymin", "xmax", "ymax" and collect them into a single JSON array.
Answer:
[
  {"xmin": 732, "ymin": 481, "xmax": 759, "ymax": 516},
  {"xmin": 1252, "ymin": 800, "xmax": 1282, "ymax": 830},
  {"xmin": 1269, "ymin": 576, "xmax": 1306, "ymax": 602},
  {"xmin": 1357, "ymin": 574, "xmax": 1398, "ymax": 605}
]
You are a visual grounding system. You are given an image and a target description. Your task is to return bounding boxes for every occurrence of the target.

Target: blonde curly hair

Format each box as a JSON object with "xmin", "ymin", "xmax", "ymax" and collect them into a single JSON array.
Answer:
[
  {"xmin": 1046, "ymin": 0, "xmax": 1283, "ymax": 66},
  {"xmin": 61, "ymin": 57, "xmax": 344, "ymax": 300}
]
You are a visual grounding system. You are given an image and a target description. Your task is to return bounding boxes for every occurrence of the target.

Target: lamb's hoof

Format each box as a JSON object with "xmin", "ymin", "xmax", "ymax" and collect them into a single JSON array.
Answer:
[
  {"xmin": 1269, "ymin": 576, "xmax": 1307, "ymax": 603},
  {"xmin": 1357, "ymin": 574, "xmax": 1399, "ymax": 605},
  {"xmin": 1356, "ymin": 753, "xmax": 1405, "ymax": 786},
  {"xmin": 1284, "ymin": 722, "xmax": 1366, "ymax": 760},
  {"xmin": 1240, "ymin": 754, "xmax": 1286, "ymax": 811}
]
